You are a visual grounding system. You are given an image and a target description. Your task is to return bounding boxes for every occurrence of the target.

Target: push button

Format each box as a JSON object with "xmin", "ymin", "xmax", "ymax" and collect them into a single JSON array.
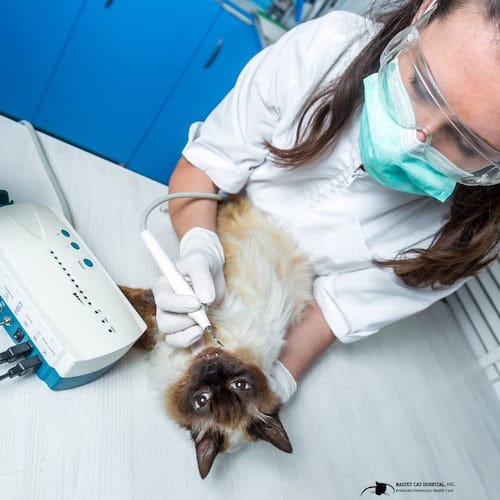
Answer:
[
  {"xmin": 83, "ymin": 258, "xmax": 93, "ymax": 268},
  {"xmin": 71, "ymin": 242, "xmax": 80, "ymax": 250},
  {"xmin": 61, "ymin": 229, "xmax": 70, "ymax": 237}
]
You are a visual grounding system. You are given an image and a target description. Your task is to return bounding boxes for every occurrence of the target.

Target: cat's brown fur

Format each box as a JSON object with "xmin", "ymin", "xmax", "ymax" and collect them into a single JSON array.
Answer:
[{"xmin": 118, "ymin": 286, "xmax": 157, "ymax": 350}]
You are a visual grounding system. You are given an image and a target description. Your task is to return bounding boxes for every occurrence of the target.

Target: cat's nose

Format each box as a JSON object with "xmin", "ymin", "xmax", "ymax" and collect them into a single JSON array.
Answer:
[
  {"xmin": 204, "ymin": 360, "xmax": 220, "ymax": 381},
  {"xmin": 206, "ymin": 359, "xmax": 219, "ymax": 374}
]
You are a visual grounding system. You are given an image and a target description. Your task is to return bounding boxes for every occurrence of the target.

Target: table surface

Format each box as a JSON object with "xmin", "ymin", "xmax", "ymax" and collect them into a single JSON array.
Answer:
[{"xmin": 0, "ymin": 115, "xmax": 499, "ymax": 500}]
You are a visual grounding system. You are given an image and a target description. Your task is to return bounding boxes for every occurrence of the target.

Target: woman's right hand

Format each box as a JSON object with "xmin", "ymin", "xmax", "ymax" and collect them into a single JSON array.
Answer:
[{"xmin": 153, "ymin": 227, "xmax": 225, "ymax": 348}]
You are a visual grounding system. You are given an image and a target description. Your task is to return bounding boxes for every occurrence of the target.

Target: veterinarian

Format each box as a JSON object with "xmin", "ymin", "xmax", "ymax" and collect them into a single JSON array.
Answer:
[{"xmin": 153, "ymin": 0, "xmax": 500, "ymax": 403}]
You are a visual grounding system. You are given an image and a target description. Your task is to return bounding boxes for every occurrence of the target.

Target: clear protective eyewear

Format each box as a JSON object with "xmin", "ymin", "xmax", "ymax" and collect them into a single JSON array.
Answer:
[{"xmin": 378, "ymin": 4, "xmax": 500, "ymax": 186}]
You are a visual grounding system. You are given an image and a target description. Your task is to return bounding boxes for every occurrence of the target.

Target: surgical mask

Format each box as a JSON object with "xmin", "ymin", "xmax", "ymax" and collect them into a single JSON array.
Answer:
[{"xmin": 359, "ymin": 70, "xmax": 465, "ymax": 202}]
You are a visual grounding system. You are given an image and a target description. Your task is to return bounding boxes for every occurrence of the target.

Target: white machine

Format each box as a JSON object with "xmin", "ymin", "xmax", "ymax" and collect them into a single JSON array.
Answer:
[{"xmin": 0, "ymin": 203, "xmax": 146, "ymax": 390}]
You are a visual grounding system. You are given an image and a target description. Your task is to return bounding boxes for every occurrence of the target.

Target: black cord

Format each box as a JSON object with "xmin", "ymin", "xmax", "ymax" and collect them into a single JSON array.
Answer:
[
  {"xmin": 0, "ymin": 341, "xmax": 34, "ymax": 364},
  {"xmin": 0, "ymin": 356, "xmax": 42, "ymax": 381}
]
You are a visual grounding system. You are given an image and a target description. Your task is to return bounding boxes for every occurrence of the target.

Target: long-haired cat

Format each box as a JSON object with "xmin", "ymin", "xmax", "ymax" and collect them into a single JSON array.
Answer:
[{"xmin": 121, "ymin": 196, "xmax": 312, "ymax": 478}]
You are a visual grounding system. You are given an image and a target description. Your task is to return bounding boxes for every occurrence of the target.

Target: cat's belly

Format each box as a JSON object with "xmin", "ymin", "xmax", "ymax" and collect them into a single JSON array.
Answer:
[{"xmin": 208, "ymin": 196, "xmax": 313, "ymax": 369}]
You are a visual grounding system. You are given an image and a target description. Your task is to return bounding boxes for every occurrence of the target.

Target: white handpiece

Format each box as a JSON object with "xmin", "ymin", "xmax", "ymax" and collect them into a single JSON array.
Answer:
[{"xmin": 141, "ymin": 230, "xmax": 223, "ymax": 348}]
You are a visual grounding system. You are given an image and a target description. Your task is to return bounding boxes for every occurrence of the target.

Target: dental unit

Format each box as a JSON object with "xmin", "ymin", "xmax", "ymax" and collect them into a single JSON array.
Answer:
[{"xmin": 0, "ymin": 122, "xmax": 145, "ymax": 390}]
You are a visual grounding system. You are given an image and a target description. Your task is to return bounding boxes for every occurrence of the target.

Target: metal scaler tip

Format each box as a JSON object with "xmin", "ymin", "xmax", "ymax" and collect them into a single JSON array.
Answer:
[{"xmin": 205, "ymin": 325, "xmax": 224, "ymax": 347}]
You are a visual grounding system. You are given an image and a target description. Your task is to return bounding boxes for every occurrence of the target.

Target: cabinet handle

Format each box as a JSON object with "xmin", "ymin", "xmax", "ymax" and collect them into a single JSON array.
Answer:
[{"xmin": 204, "ymin": 38, "xmax": 224, "ymax": 69}]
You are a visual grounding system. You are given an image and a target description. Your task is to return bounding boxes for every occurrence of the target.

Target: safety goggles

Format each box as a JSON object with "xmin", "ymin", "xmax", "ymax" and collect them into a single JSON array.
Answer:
[{"xmin": 378, "ymin": 5, "xmax": 500, "ymax": 186}]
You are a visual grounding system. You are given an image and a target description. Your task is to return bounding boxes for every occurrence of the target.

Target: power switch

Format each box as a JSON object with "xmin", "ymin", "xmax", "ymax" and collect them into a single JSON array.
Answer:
[{"xmin": 14, "ymin": 328, "xmax": 24, "ymax": 342}]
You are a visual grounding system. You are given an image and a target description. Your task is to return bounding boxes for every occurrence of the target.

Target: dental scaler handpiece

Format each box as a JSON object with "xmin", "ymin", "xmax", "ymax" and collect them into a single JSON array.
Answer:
[{"xmin": 140, "ymin": 230, "xmax": 223, "ymax": 347}]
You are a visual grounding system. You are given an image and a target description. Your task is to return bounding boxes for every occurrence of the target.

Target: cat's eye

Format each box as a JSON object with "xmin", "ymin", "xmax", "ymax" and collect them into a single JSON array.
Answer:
[
  {"xmin": 229, "ymin": 379, "xmax": 252, "ymax": 391},
  {"xmin": 192, "ymin": 391, "xmax": 211, "ymax": 410}
]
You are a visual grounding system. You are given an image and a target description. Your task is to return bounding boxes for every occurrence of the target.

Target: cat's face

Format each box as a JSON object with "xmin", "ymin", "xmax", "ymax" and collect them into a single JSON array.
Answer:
[{"xmin": 166, "ymin": 346, "xmax": 292, "ymax": 478}]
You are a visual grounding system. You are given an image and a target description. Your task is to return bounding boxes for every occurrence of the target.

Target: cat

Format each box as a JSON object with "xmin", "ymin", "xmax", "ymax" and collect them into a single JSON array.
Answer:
[{"xmin": 121, "ymin": 196, "xmax": 312, "ymax": 478}]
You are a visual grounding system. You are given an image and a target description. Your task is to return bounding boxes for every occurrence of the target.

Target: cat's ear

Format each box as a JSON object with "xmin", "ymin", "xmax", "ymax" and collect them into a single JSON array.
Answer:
[
  {"xmin": 192, "ymin": 431, "xmax": 224, "ymax": 479},
  {"xmin": 247, "ymin": 414, "xmax": 293, "ymax": 453}
]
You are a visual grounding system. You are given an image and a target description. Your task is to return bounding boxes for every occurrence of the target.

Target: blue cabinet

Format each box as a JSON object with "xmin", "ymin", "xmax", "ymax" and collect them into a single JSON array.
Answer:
[
  {"xmin": 33, "ymin": 0, "xmax": 221, "ymax": 165},
  {"xmin": 128, "ymin": 7, "xmax": 262, "ymax": 184},
  {"xmin": 0, "ymin": 0, "xmax": 84, "ymax": 120},
  {"xmin": 0, "ymin": 1, "xmax": 262, "ymax": 183}
]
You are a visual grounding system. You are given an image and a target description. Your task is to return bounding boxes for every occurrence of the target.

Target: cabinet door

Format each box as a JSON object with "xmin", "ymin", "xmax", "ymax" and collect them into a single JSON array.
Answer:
[
  {"xmin": 127, "ymin": 7, "xmax": 262, "ymax": 184},
  {"xmin": 0, "ymin": 0, "xmax": 84, "ymax": 120},
  {"xmin": 34, "ymin": 0, "xmax": 220, "ymax": 164}
]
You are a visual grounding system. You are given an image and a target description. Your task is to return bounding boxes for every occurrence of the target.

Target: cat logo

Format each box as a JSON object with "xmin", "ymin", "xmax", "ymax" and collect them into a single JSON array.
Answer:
[{"xmin": 360, "ymin": 481, "xmax": 395, "ymax": 496}]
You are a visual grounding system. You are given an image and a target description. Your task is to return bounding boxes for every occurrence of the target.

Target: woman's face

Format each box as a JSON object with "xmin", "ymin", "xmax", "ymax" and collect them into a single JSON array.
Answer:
[{"xmin": 399, "ymin": 3, "xmax": 500, "ymax": 169}]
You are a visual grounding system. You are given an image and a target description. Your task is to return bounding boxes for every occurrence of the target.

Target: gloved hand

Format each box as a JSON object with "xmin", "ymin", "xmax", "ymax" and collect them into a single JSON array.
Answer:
[
  {"xmin": 153, "ymin": 227, "xmax": 225, "ymax": 348},
  {"xmin": 268, "ymin": 360, "xmax": 297, "ymax": 404}
]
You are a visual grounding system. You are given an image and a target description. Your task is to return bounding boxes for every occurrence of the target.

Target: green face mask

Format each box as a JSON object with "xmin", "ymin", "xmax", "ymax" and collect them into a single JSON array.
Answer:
[{"xmin": 359, "ymin": 69, "xmax": 463, "ymax": 203}]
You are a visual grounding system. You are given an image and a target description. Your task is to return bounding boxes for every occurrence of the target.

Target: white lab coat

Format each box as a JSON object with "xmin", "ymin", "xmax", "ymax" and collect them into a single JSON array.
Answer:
[{"xmin": 182, "ymin": 10, "xmax": 465, "ymax": 343}]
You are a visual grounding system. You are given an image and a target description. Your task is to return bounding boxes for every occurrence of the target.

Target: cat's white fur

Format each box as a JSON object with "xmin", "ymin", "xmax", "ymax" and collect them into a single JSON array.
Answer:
[{"xmin": 149, "ymin": 197, "xmax": 312, "ymax": 450}]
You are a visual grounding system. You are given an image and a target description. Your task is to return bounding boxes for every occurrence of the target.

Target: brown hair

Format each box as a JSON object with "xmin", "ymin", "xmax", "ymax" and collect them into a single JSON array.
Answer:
[{"xmin": 266, "ymin": 0, "xmax": 500, "ymax": 289}]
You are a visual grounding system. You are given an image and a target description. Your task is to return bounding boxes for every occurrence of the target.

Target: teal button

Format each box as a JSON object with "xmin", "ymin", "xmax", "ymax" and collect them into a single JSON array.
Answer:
[
  {"xmin": 83, "ymin": 258, "xmax": 93, "ymax": 267},
  {"xmin": 61, "ymin": 229, "xmax": 70, "ymax": 237},
  {"xmin": 71, "ymin": 242, "xmax": 80, "ymax": 250}
]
